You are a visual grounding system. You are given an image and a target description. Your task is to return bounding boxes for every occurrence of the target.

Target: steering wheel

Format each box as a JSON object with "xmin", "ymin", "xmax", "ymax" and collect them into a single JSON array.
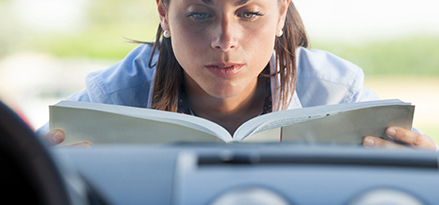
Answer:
[{"xmin": 0, "ymin": 101, "xmax": 70, "ymax": 205}]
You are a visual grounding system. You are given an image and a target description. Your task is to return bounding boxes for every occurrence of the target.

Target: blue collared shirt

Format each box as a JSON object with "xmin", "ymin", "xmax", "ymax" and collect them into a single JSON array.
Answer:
[{"xmin": 37, "ymin": 44, "xmax": 379, "ymax": 134}]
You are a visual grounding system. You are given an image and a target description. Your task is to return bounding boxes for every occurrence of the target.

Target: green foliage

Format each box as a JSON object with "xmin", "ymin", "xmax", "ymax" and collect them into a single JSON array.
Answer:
[
  {"xmin": 5, "ymin": 0, "xmax": 159, "ymax": 60},
  {"xmin": 311, "ymin": 35, "xmax": 439, "ymax": 76},
  {"xmin": 30, "ymin": 27, "xmax": 149, "ymax": 60}
]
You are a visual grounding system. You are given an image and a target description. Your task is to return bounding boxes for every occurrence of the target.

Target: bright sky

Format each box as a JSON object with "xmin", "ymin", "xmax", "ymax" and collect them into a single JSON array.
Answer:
[
  {"xmin": 294, "ymin": 0, "xmax": 439, "ymax": 40},
  {"xmin": 12, "ymin": 0, "xmax": 86, "ymax": 33}
]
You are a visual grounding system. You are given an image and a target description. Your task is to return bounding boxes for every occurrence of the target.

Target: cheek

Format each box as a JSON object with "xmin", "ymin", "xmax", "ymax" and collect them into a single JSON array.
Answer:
[
  {"xmin": 251, "ymin": 29, "xmax": 276, "ymax": 54},
  {"xmin": 169, "ymin": 21, "xmax": 207, "ymax": 69},
  {"xmin": 259, "ymin": 26, "xmax": 277, "ymax": 49},
  {"xmin": 243, "ymin": 23, "xmax": 277, "ymax": 68}
]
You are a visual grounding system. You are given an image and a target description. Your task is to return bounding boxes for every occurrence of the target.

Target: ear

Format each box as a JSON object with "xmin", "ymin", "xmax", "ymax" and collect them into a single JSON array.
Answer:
[
  {"xmin": 157, "ymin": 0, "xmax": 170, "ymax": 31},
  {"xmin": 277, "ymin": 0, "xmax": 290, "ymax": 31}
]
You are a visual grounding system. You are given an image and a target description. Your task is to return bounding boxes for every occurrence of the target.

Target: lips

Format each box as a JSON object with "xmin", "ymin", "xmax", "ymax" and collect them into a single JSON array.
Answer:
[{"xmin": 205, "ymin": 63, "xmax": 244, "ymax": 78}]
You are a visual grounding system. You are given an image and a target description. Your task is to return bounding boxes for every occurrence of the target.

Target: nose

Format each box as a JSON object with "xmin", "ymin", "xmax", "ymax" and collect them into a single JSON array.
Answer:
[{"xmin": 211, "ymin": 17, "xmax": 238, "ymax": 52}]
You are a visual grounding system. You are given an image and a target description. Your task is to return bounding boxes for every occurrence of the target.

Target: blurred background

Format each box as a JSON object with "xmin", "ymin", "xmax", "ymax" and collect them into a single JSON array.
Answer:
[{"xmin": 0, "ymin": 0, "xmax": 438, "ymax": 141}]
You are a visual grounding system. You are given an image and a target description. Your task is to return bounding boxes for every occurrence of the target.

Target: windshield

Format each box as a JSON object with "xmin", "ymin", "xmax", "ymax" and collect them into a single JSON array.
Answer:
[{"xmin": 0, "ymin": 0, "xmax": 438, "ymax": 146}]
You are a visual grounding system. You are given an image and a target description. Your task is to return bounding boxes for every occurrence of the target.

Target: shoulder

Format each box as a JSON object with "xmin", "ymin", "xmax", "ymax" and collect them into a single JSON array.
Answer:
[
  {"xmin": 80, "ymin": 44, "xmax": 159, "ymax": 107},
  {"xmin": 296, "ymin": 47, "xmax": 364, "ymax": 86},
  {"xmin": 294, "ymin": 47, "xmax": 376, "ymax": 107}
]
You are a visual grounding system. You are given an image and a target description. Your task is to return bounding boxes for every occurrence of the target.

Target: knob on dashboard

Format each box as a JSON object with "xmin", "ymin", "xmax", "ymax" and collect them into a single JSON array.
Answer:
[{"xmin": 210, "ymin": 187, "xmax": 291, "ymax": 205}]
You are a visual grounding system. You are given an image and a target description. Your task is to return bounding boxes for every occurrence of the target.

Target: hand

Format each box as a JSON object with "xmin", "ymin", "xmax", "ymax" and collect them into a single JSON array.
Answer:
[
  {"xmin": 42, "ymin": 129, "xmax": 92, "ymax": 147},
  {"xmin": 363, "ymin": 127, "xmax": 437, "ymax": 150}
]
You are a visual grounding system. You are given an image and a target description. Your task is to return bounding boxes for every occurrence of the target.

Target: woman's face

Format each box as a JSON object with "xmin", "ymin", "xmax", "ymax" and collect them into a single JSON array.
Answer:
[{"xmin": 159, "ymin": 0, "xmax": 289, "ymax": 99}]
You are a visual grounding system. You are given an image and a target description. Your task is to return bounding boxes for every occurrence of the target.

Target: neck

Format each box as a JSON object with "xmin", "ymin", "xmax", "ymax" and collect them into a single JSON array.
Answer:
[{"xmin": 185, "ymin": 78, "xmax": 267, "ymax": 135}]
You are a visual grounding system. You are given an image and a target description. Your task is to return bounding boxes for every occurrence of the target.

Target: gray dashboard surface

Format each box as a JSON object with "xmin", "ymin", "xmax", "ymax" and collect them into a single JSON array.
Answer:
[{"xmin": 55, "ymin": 144, "xmax": 439, "ymax": 205}]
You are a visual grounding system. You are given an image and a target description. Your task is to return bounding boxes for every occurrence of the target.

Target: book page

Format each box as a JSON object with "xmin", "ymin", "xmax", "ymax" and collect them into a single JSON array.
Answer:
[
  {"xmin": 281, "ymin": 105, "xmax": 414, "ymax": 144},
  {"xmin": 245, "ymin": 113, "xmax": 334, "ymax": 137},
  {"xmin": 234, "ymin": 99, "xmax": 410, "ymax": 141},
  {"xmin": 50, "ymin": 101, "xmax": 234, "ymax": 144},
  {"xmin": 240, "ymin": 127, "xmax": 281, "ymax": 142}
]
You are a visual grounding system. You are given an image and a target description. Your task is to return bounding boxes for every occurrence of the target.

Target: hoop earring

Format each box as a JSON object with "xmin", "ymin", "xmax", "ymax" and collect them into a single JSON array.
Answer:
[
  {"xmin": 276, "ymin": 29, "xmax": 283, "ymax": 37},
  {"xmin": 163, "ymin": 30, "xmax": 171, "ymax": 38}
]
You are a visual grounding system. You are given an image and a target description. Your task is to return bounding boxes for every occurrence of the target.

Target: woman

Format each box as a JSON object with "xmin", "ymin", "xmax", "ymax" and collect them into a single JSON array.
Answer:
[{"xmin": 40, "ymin": 0, "xmax": 437, "ymax": 150}]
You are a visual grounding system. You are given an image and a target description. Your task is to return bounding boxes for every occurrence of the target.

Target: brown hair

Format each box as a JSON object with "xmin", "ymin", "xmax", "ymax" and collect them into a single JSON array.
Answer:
[{"xmin": 149, "ymin": 0, "xmax": 308, "ymax": 111}]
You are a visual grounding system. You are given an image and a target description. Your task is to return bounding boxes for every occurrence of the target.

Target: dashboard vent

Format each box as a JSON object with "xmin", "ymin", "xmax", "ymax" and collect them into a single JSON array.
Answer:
[{"xmin": 197, "ymin": 152, "xmax": 439, "ymax": 170}]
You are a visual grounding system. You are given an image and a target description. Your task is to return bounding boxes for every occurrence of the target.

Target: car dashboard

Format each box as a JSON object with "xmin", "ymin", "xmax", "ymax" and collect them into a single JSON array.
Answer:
[{"xmin": 56, "ymin": 143, "xmax": 439, "ymax": 205}]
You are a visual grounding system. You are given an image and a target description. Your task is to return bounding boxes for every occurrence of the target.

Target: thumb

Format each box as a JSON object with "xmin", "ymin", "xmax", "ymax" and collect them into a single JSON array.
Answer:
[{"xmin": 43, "ymin": 129, "xmax": 65, "ymax": 145}]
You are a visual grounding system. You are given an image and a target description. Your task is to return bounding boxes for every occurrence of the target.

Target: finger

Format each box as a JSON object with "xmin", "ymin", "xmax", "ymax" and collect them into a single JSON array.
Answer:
[
  {"xmin": 386, "ymin": 127, "xmax": 436, "ymax": 150},
  {"xmin": 43, "ymin": 129, "xmax": 65, "ymax": 145},
  {"xmin": 363, "ymin": 136, "xmax": 408, "ymax": 149}
]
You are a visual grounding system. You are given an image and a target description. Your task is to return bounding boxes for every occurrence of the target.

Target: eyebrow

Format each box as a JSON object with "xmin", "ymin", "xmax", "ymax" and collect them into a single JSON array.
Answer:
[
  {"xmin": 239, "ymin": 0, "xmax": 251, "ymax": 4},
  {"xmin": 201, "ymin": 0, "xmax": 252, "ymax": 5}
]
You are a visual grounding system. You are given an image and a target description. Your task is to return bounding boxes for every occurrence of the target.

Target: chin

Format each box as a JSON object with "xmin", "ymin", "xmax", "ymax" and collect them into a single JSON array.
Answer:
[
  {"xmin": 206, "ymin": 87, "xmax": 245, "ymax": 99},
  {"xmin": 204, "ymin": 79, "xmax": 257, "ymax": 99}
]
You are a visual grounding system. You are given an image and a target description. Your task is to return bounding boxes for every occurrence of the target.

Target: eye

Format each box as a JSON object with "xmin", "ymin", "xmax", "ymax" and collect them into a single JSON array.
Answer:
[
  {"xmin": 238, "ymin": 11, "xmax": 263, "ymax": 20},
  {"xmin": 187, "ymin": 12, "xmax": 213, "ymax": 21}
]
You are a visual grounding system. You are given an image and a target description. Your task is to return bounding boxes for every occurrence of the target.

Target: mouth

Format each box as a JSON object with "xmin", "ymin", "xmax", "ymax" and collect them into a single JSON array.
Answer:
[{"xmin": 205, "ymin": 63, "xmax": 244, "ymax": 78}]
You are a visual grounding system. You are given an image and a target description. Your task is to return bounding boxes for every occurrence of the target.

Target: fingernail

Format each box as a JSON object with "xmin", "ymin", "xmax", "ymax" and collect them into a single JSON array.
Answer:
[
  {"xmin": 76, "ymin": 142, "xmax": 93, "ymax": 148},
  {"xmin": 387, "ymin": 128, "xmax": 396, "ymax": 137},
  {"xmin": 52, "ymin": 130, "xmax": 64, "ymax": 144},
  {"xmin": 363, "ymin": 137, "xmax": 374, "ymax": 147}
]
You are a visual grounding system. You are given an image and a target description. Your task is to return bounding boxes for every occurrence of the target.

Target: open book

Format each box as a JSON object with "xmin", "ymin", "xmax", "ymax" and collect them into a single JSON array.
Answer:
[{"xmin": 50, "ymin": 99, "xmax": 414, "ymax": 145}]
